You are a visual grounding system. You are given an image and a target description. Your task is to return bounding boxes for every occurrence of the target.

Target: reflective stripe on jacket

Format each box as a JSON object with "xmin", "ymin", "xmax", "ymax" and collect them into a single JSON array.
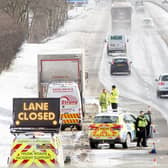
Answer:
[{"xmin": 110, "ymin": 88, "xmax": 119, "ymax": 103}]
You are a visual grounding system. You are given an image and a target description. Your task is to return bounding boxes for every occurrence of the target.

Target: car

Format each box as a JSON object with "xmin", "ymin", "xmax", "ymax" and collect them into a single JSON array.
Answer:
[
  {"xmin": 143, "ymin": 17, "xmax": 154, "ymax": 27},
  {"xmin": 155, "ymin": 73, "xmax": 168, "ymax": 98},
  {"xmin": 110, "ymin": 57, "xmax": 132, "ymax": 75},
  {"xmin": 88, "ymin": 112, "xmax": 137, "ymax": 149},
  {"xmin": 8, "ymin": 132, "xmax": 64, "ymax": 168},
  {"xmin": 106, "ymin": 34, "xmax": 128, "ymax": 55}
]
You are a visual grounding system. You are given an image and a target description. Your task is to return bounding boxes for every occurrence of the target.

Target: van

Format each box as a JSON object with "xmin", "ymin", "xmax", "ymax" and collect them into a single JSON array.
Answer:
[
  {"xmin": 47, "ymin": 82, "xmax": 83, "ymax": 131},
  {"xmin": 106, "ymin": 34, "xmax": 128, "ymax": 55},
  {"xmin": 8, "ymin": 132, "xmax": 64, "ymax": 168}
]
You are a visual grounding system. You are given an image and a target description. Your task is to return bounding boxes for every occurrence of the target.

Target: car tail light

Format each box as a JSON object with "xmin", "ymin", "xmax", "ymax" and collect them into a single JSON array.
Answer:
[
  {"xmin": 111, "ymin": 60, "xmax": 114, "ymax": 64},
  {"xmin": 89, "ymin": 125, "xmax": 98, "ymax": 130},
  {"xmin": 159, "ymin": 82, "xmax": 165, "ymax": 85},
  {"xmin": 112, "ymin": 125, "xmax": 123, "ymax": 130}
]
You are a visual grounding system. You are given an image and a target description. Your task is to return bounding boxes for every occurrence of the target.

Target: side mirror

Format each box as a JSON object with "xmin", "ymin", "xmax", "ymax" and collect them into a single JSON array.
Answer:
[
  {"xmin": 104, "ymin": 39, "xmax": 107, "ymax": 43},
  {"xmin": 108, "ymin": 61, "xmax": 111, "ymax": 64},
  {"xmin": 155, "ymin": 78, "xmax": 159, "ymax": 82},
  {"xmin": 130, "ymin": 61, "xmax": 133, "ymax": 64}
]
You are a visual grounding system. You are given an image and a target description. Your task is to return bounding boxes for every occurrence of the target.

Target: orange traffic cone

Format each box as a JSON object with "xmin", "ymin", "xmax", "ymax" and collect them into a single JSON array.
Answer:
[{"xmin": 149, "ymin": 142, "xmax": 157, "ymax": 154}]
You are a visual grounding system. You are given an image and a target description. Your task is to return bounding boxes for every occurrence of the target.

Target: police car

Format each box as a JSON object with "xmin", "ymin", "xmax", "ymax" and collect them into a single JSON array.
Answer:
[
  {"xmin": 8, "ymin": 132, "xmax": 64, "ymax": 168},
  {"xmin": 88, "ymin": 112, "xmax": 137, "ymax": 149}
]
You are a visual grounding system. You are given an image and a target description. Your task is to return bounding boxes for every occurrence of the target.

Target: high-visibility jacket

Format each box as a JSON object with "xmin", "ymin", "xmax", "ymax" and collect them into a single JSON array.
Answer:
[
  {"xmin": 99, "ymin": 92, "xmax": 109, "ymax": 106},
  {"xmin": 110, "ymin": 88, "xmax": 119, "ymax": 103},
  {"xmin": 136, "ymin": 116, "xmax": 148, "ymax": 128}
]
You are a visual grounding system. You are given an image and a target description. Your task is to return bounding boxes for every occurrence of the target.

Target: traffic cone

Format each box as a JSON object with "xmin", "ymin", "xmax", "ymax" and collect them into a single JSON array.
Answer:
[
  {"xmin": 149, "ymin": 142, "xmax": 157, "ymax": 154},
  {"xmin": 153, "ymin": 158, "xmax": 157, "ymax": 166}
]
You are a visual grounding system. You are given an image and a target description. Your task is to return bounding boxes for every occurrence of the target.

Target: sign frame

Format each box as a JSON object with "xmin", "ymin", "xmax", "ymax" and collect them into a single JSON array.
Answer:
[{"xmin": 12, "ymin": 98, "xmax": 60, "ymax": 130}]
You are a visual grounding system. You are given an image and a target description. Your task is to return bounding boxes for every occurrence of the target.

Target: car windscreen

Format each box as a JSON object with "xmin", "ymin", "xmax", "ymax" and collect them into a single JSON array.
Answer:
[
  {"xmin": 161, "ymin": 75, "xmax": 168, "ymax": 81},
  {"xmin": 114, "ymin": 58, "xmax": 128, "ymax": 64},
  {"xmin": 94, "ymin": 116, "xmax": 118, "ymax": 123},
  {"xmin": 110, "ymin": 35, "xmax": 122, "ymax": 40}
]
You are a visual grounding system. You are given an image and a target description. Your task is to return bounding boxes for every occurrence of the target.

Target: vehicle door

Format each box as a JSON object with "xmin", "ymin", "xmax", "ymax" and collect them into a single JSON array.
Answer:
[{"xmin": 123, "ymin": 114, "xmax": 136, "ymax": 141}]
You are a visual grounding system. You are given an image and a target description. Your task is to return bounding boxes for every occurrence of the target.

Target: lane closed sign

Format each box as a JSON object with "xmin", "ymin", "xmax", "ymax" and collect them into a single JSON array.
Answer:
[{"xmin": 13, "ymin": 98, "xmax": 60, "ymax": 128}]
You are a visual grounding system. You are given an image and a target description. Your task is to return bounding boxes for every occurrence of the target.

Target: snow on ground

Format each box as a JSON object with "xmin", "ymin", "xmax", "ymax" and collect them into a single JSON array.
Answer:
[
  {"xmin": 0, "ymin": 0, "xmax": 96, "ymax": 111},
  {"xmin": 0, "ymin": 1, "xmax": 97, "ymax": 167},
  {"xmin": 1, "ymin": 1, "xmax": 168, "ymax": 167}
]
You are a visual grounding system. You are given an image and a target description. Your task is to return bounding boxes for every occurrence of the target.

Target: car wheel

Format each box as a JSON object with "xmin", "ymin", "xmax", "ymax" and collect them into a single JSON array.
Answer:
[
  {"xmin": 110, "ymin": 144, "xmax": 115, "ymax": 148},
  {"xmin": 76, "ymin": 125, "xmax": 82, "ymax": 131},
  {"xmin": 89, "ymin": 140, "xmax": 97, "ymax": 149},
  {"xmin": 122, "ymin": 134, "xmax": 131, "ymax": 149}
]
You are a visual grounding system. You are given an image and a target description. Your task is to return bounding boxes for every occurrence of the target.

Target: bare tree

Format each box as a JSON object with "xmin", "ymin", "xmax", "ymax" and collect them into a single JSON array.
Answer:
[
  {"xmin": 0, "ymin": 0, "xmax": 69, "ymax": 73},
  {"xmin": 0, "ymin": 11, "xmax": 24, "ymax": 73}
]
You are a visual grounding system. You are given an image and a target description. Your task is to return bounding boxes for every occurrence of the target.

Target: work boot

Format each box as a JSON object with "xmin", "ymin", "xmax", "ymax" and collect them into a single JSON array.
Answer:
[
  {"xmin": 142, "ymin": 145, "xmax": 148, "ymax": 147},
  {"xmin": 137, "ymin": 144, "xmax": 140, "ymax": 147}
]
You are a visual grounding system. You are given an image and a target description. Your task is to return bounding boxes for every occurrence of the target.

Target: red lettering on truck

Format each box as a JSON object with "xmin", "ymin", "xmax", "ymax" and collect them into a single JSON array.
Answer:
[{"xmin": 61, "ymin": 95, "xmax": 78, "ymax": 105}]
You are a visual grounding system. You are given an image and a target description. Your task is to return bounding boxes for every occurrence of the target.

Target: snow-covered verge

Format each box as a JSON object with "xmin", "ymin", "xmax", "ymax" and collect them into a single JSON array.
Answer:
[
  {"xmin": 0, "ymin": 0, "xmax": 96, "ymax": 112},
  {"xmin": 0, "ymin": 0, "xmax": 97, "ymax": 167}
]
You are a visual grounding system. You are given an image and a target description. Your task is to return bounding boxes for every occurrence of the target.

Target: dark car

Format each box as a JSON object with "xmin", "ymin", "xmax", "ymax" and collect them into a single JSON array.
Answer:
[{"xmin": 110, "ymin": 57, "xmax": 132, "ymax": 75}]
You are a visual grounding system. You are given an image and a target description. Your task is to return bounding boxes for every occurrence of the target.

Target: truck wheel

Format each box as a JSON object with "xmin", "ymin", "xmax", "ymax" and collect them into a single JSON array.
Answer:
[
  {"xmin": 76, "ymin": 125, "xmax": 82, "ymax": 131},
  {"xmin": 61, "ymin": 125, "xmax": 66, "ymax": 131},
  {"xmin": 89, "ymin": 140, "xmax": 97, "ymax": 149},
  {"xmin": 110, "ymin": 144, "xmax": 115, "ymax": 148},
  {"xmin": 122, "ymin": 134, "xmax": 131, "ymax": 149}
]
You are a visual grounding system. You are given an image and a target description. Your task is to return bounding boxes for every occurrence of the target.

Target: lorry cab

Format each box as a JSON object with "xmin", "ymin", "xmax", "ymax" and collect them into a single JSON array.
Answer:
[
  {"xmin": 8, "ymin": 132, "xmax": 64, "ymax": 168},
  {"xmin": 106, "ymin": 34, "xmax": 128, "ymax": 55},
  {"xmin": 47, "ymin": 82, "xmax": 83, "ymax": 131}
]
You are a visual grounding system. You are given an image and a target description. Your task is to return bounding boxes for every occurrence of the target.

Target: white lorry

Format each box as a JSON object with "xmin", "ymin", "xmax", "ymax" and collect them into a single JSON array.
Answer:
[
  {"xmin": 37, "ymin": 49, "xmax": 86, "ymax": 130},
  {"xmin": 111, "ymin": 2, "xmax": 132, "ymax": 23},
  {"xmin": 111, "ymin": 2, "xmax": 132, "ymax": 31}
]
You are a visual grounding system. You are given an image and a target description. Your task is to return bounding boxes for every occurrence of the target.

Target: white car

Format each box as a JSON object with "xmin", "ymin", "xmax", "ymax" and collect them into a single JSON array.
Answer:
[
  {"xmin": 155, "ymin": 73, "xmax": 168, "ymax": 98},
  {"xmin": 143, "ymin": 17, "xmax": 154, "ymax": 27}
]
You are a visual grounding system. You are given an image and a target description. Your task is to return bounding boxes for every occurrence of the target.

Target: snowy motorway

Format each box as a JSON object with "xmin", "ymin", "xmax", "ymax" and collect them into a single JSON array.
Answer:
[
  {"xmin": 101, "ymin": 2, "xmax": 168, "ymax": 122},
  {"xmin": 0, "ymin": 0, "xmax": 168, "ymax": 167}
]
